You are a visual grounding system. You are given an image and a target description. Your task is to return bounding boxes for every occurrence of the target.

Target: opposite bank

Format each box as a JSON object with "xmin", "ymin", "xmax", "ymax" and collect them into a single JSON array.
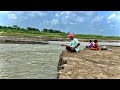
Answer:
[{"xmin": 0, "ymin": 36, "xmax": 48, "ymax": 44}]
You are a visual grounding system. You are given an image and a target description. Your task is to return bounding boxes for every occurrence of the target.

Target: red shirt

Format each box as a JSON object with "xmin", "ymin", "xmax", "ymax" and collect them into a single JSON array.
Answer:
[{"xmin": 93, "ymin": 43, "xmax": 99, "ymax": 50}]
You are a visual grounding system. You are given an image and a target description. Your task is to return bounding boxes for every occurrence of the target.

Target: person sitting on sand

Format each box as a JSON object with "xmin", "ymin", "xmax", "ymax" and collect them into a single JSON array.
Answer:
[
  {"xmin": 61, "ymin": 33, "xmax": 80, "ymax": 52},
  {"xmin": 91, "ymin": 40, "xmax": 99, "ymax": 50},
  {"xmin": 86, "ymin": 40, "xmax": 94, "ymax": 48}
]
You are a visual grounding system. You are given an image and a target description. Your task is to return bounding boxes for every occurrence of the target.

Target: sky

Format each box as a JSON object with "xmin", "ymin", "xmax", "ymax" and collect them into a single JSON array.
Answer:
[{"xmin": 0, "ymin": 11, "xmax": 120, "ymax": 36}]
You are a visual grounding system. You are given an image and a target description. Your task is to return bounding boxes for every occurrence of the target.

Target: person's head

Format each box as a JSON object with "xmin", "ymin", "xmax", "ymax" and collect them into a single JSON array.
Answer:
[
  {"xmin": 68, "ymin": 33, "xmax": 74, "ymax": 40},
  {"xmin": 89, "ymin": 40, "xmax": 92, "ymax": 43},
  {"xmin": 94, "ymin": 40, "xmax": 98, "ymax": 43}
]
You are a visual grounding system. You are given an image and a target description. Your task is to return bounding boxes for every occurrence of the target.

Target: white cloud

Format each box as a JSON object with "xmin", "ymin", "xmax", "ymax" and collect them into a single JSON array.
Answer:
[
  {"xmin": 27, "ymin": 11, "xmax": 36, "ymax": 17},
  {"xmin": 70, "ymin": 22, "xmax": 76, "ymax": 24},
  {"xmin": 8, "ymin": 14, "xmax": 17, "ymax": 20},
  {"xmin": 56, "ymin": 12, "xmax": 79, "ymax": 24},
  {"xmin": 107, "ymin": 13, "xmax": 120, "ymax": 24},
  {"xmin": 55, "ymin": 12, "xmax": 62, "ymax": 20},
  {"xmin": 55, "ymin": 13, "xmax": 59, "ymax": 17},
  {"xmin": 107, "ymin": 13, "xmax": 116, "ymax": 20},
  {"xmin": 79, "ymin": 11, "xmax": 84, "ymax": 13},
  {"xmin": 51, "ymin": 19, "xmax": 59, "ymax": 25},
  {"xmin": 65, "ymin": 11, "xmax": 71, "ymax": 14},
  {"xmin": 60, "ymin": 11, "xmax": 72, "ymax": 15},
  {"xmin": 0, "ymin": 11, "xmax": 12, "ymax": 14},
  {"xmin": 53, "ymin": 11, "xmax": 87, "ymax": 25},
  {"xmin": 85, "ymin": 11, "xmax": 95, "ymax": 16},
  {"xmin": 78, "ymin": 11, "xmax": 95, "ymax": 16},
  {"xmin": 26, "ymin": 11, "xmax": 46, "ymax": 18},
  {"xmin": 60, "ymin": 12, "xmax": 64, "ymax": 15},
  {"xmin": 14, "ymin": 11, "xmax": 25, "ymax": 15},
  {"xmin": 106, "ymin": 14, "xmax": 120, "ymax": 32},
  {"xmin": 75, "ymin": 16, "xmax": 85, "ymax": 23},
  {"xmin": 42, "ymin": 20, "xmax": 53, "ymax": 29},
  {"xmin": 18, "ymin": 16, "xmax": 29, "ymax": 22},
  {"xmin": 0, "ymin": 11, "xmax": 24, "ymax": 16},
  {"xmin": 65, "ymin": 15, "xmax": 69, "ymax": 19},
  {"xmin": 91, "ymin": 16, "xmax": 104, "ymax": 24},
  {"xmin": 34, "ymin": 11, "xmax": 46, "ymax": 16}
]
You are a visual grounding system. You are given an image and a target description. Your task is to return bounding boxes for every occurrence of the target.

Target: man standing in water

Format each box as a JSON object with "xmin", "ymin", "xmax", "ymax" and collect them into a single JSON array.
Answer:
[{"xmin": 61, "ymin": 33, "xmax": 80, "ymax": 52}]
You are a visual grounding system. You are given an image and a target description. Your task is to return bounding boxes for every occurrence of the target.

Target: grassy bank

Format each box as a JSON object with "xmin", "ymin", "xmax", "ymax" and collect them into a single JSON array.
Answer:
[
  {"xmin": 0, "ymin": 28, "xmax": 120, "ymax": 40},
  {"xmin": 75, "ymin": 34, "xmax": 120, "ymax": 40},
  {"xmin": 0, "ymin": 29, "xmax": 67, "ymax": 38}
]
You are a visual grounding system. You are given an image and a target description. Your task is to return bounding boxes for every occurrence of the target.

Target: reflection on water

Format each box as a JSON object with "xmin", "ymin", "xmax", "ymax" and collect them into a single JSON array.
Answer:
[{"xmin": 0, "ymin": 41, "xmax": 120, "ymax": 79}]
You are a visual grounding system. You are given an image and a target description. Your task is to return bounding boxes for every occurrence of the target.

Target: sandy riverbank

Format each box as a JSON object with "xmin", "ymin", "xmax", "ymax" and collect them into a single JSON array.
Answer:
[{"xmin": 57, "ymin": 45, "xmax": 120, "ymax": 79}]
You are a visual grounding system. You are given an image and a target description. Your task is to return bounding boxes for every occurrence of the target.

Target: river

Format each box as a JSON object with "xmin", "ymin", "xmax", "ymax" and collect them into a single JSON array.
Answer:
[{"xmin": 0, "ymin": 41, "xmax": 120, "ymax": 79}]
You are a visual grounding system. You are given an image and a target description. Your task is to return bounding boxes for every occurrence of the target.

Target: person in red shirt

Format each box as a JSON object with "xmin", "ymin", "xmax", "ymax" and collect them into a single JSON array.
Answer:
[{"xmin": 91, "ymin": 40, "xmax": 99, "ymax": 50}]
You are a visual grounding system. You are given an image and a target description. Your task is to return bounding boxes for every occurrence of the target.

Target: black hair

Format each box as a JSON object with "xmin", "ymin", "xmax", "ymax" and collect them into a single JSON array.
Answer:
[
  {"xmin": 94, "ymin": 40, "xmax": 98, "ymax": 43},
  {"xmin": 89, "ymin": 40, "xmax": 92, "ymax": 42}
]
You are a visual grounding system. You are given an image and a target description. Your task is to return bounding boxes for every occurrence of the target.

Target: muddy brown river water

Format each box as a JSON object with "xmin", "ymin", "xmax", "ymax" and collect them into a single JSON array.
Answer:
[{"xmin": 0, "ymin": 41, "xmax": 120, "ymax": 79}]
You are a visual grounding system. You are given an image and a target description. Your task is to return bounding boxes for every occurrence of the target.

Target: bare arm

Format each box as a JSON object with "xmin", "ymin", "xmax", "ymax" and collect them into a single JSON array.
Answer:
[
  {"xmin": 74, "ymin": 43, "xmax": 80, "ymax": 48},
  {"xmin": 91, "ymin": 48, "xmax": 97, "ymax": 50},
  {"xmin": 61, "ymin": 44, "xmax": 69, "ymax": 47},
  {"xmin": 91, "ymin": 43, "xmax": 99, "ymax": 50},
  {"xmin": 72, "ymin": 43, "xmax": 80, "ymax": 50}
]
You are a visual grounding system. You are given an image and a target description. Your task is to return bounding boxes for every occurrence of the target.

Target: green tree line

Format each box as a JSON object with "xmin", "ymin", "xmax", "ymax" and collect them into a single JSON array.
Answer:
[{"xmin": 0, "ymin": 25, "xmax": 68, "ymax": 34}]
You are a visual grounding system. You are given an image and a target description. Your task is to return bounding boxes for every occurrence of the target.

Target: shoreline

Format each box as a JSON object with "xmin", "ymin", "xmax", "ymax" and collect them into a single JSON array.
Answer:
[
  {"xmin": 0, "ymin": 36, "xmax": 120, "ymax": 44},
  {"xmin": 0, "ymin": 36, "xmax": 49, "ymax": 44}
]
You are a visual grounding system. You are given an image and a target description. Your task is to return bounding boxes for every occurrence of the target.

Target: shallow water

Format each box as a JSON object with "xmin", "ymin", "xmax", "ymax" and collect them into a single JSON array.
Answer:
[{"xmin": 0, "ymin": 41, "xmax": 120, "ymax": 79}]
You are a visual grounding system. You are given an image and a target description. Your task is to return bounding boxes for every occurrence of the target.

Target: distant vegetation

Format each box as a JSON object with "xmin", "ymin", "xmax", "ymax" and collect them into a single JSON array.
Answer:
[
  {"xmin": 75, "ymin": 34, "xmax": 120, "ymax": 40},
  {"xmin": 0, "ymin": 25, "xmax": 69, "ymax": 37},
  {"xmin": 0, "ymin": 25, "xmax": 120, "ymax": 40}
]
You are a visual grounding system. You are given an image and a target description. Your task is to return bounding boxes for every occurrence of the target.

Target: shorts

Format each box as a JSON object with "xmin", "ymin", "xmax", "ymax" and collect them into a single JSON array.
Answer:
[{"xmin": 66, "ymin": 46, "xmax": 76, "ymax": 52}]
